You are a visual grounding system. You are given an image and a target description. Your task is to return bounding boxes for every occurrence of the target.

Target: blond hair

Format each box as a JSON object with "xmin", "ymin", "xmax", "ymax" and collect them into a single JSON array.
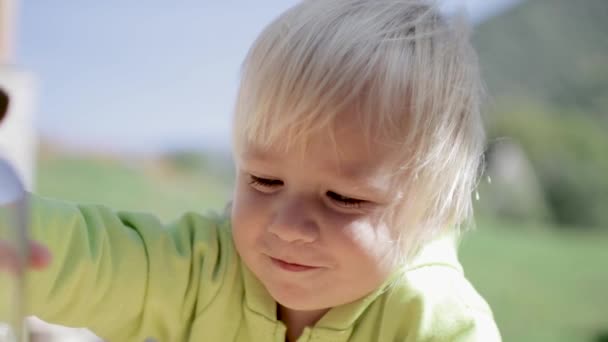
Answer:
[{"xmin": 232, "ymin": 0, "xmax": 485, "ymax": 261}]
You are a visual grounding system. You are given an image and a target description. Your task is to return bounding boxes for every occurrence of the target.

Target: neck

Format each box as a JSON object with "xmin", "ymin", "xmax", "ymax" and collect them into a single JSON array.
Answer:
[{"xmin": 278, "ymin": 305, "xmax": 330, "ymax": 342}]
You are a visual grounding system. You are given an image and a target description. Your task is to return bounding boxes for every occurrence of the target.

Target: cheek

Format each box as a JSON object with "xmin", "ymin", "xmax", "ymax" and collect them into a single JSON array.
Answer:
[
  {"xmin": 327, "ymin": 216, "xmax": 398, "ymax": 271},
  {"xmin": 231, "ymin": 183, "xmax": 268, "ymax": 247},
  {"xmin": 324, "ymin": 209, "xmax": 391, "ymax": 246},
  {"xmin": 233, "ymin": 182, "xmax": 268, "ymax": 219}
]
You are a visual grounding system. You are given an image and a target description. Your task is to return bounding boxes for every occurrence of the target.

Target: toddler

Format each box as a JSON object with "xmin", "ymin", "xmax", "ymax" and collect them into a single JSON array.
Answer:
[{"xmin": 1, "ymin": 0, "xmax": 501, "ymax": 341}]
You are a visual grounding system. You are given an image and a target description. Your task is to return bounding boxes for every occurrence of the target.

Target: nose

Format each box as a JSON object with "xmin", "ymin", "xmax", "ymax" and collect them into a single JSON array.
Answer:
[{"xmin": 267, "ymin": 196, "xmax": 320, "ymax": 244}]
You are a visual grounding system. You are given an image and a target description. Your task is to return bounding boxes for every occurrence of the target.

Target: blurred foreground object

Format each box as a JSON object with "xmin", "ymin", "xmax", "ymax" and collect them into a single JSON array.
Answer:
[
  {"xmin": 0, "ymin": 86, "xmax": 8, "ymax": 121},
  {"xmin": 0, "ymin": 69, "xmax": 36, "ymax": 191},
  {"xmin": 3, "ymin": 2, "xmax": 101, "ymax": 340},
  {"xmin": 1, "ymin": 3, "xmax": 31, "ymax": 340},
  {"xmin": 1, "ymin": 0, "xmax": 36, "ymax": 189},
  {"xmin": 0, "ymin": 158, "xmax": 29, "ymax": 342}
]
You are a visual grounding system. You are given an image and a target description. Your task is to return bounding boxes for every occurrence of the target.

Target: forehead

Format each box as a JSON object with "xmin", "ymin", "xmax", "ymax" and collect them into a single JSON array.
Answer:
[{"xmin": 240, "ymin": 120, "xmax": 401, "ymax": 180}]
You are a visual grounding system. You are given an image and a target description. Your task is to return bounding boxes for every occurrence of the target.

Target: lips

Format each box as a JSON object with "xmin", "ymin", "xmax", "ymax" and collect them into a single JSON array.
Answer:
[{"xmin": 269, "ymin": 256, "xmax": 321, "ymax": 272}]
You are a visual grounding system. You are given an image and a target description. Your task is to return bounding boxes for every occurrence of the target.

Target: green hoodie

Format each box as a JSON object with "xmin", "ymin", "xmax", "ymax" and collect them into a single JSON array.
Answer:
[{"xmin": 2, "ymin": 195, "xmax": 500, "ymax": 341}]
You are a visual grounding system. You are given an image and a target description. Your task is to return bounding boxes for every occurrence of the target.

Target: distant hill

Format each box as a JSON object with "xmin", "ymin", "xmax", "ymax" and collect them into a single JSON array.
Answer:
[
  {"xmin": 473, "ymin": 0, "xmax": 608, "ymax": 121},
  {"xmin": 471, "ymin": 0, "xmax": 608, "ymax": 228}
]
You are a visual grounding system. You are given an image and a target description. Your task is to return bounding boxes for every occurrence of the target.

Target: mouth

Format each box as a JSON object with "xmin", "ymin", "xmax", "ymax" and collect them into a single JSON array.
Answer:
[{"xmin": 269, "ymin": 257, "xmax": 321, "ymax": 272}]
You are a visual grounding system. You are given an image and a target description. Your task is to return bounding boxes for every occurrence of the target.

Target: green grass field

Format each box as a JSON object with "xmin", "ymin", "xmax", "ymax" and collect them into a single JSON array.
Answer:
[
  {"xmin": 34, "ymin": 152, "xmax": 608, "ymax": 342},
  {"xmin": 460, "ymin": 223, "xmax": 608, "ymax": 342},
  {"xmin": 35, "ymin": 152, "xmax": 232, "ymax": 221}
]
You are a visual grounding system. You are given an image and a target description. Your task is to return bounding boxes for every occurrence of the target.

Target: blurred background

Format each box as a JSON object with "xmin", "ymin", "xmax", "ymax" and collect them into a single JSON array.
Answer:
[{"xmin": 1, "ymin": 0, "xmax": 607, "ymax": 341}]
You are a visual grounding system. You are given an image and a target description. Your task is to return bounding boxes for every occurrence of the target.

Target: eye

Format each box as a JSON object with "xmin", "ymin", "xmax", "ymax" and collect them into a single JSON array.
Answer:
[
  {"xmin": 248, "ymin": 174, "xmax": 283, "ymax": 193},
  {"xmin": 326, "ymin": 191, "xmax": 366, "ymax": 208}
]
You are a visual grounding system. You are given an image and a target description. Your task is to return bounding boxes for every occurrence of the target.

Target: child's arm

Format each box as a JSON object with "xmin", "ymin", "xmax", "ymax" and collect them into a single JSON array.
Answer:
[{"xmin": 2, "ymin": 194, "xmax": 230, "ymax": 341}]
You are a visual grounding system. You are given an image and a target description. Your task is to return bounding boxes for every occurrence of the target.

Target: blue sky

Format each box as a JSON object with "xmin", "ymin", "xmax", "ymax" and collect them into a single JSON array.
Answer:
[{"xmin": 17, "ymin": 0, "xmax": 522, "ymax": 155}]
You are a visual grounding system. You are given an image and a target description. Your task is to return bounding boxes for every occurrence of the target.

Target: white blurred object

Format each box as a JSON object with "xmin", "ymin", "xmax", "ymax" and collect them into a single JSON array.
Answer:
[
  {"xmin": 1, "ymin": 0, "xmax": 36, "ymax": 188},
  {"xmin": 0, "ymin": 67, "xmax": 37, "ymax": 190},
  {"xmin": 0, "ymin": 70, "xmax": 103, "ymax": 341},
  {"xmin": 2, "ymin": 2, "xmax": 101, "ymax": 340},
  {"xmin": 28, "ymin": 317, "xmax": 103, "ymax": 342}
]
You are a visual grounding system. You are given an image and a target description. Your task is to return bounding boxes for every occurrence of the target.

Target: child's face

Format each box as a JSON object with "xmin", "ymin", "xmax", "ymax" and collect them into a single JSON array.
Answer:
[{"xmin": 231, "ymin": 121, "xmax": 403, "ymax": 311}]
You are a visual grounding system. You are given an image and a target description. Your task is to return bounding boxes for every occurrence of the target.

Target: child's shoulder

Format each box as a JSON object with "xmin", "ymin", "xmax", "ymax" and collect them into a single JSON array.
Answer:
[
  {"xmin": 400, "ymin": 261, "xmax": 494, "ymax": 323},
  {"xmin": 379, "ymin": 234, "xmax": 501, "ymax": 341},
  {"xmin": 402, "ymin": 233, "xmax": 491, "ymax": 312}
]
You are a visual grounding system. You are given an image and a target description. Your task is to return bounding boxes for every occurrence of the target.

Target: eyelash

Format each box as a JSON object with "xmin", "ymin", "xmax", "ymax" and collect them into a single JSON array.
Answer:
[
  {"xmin": 247, "ymin": 174, "xmax": 365, "ymax": 208},
  {"xmin": 326, "ymin": 191, "xmax": 365, "ymax": 208},
  {"xmin": 248, "ymin": 175, "xmax": 283, "ymax": 188}
]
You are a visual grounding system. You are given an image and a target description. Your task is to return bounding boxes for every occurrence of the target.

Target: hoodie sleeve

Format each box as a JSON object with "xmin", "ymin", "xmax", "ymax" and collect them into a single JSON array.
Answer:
[{"xmin": 3, "ymin": 194, "xmax": 235, "ymax": 341}]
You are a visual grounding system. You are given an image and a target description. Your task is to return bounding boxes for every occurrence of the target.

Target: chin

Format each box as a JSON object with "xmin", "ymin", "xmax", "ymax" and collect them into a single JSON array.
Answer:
[
  {"xmin": 265, "ymin": 280, "xmax": 330, "ymax": 311},
  {"xmin": 272, "ymin": 292, "xmax": 328, "ymax": 311}
]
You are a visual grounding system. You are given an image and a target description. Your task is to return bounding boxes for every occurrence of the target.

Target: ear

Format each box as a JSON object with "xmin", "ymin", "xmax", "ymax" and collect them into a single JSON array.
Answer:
[{"xmin": 0, "ymin": 87, "xmax": 9, "ymax": 124}]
